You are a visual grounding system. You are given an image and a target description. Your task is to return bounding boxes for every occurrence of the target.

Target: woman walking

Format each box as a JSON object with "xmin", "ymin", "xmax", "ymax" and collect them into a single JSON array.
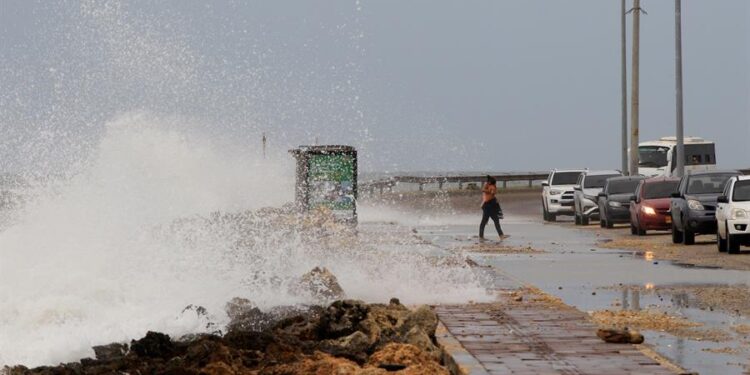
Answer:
[{"xmin": 480, "ymin": 175, "xmax": 505, "ymax": 240}]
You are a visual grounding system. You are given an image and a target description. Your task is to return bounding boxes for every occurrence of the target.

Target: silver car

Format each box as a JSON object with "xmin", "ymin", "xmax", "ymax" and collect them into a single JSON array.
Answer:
[{"xmin": 574, "ymin": 170, "xmax": 623, "ymax": 225}]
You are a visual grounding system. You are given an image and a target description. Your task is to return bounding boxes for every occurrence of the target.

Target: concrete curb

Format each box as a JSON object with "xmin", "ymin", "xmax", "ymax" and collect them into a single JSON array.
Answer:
[{"xmin": 435, "ymin": 321, "xmax": 488, "ymax": 375}]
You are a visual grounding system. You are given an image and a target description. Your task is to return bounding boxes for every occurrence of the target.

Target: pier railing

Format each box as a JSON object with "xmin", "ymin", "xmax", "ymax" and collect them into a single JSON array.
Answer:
[
  {"xmin": 361, "ymin": 172, "xmax": 549, "ymax": 194},
  {"xmin": 363, "ymin": 168, "xmax": 750, "ymax": 194}
]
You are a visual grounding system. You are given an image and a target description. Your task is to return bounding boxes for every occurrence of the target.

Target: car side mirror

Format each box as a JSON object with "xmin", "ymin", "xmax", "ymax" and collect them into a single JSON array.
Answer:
[
  {"xmin": 598, "ymin": 192, "xmax": 606, "ymax": 198},
  {"xmin": 671, "ymin": 192, "xmax": 682, "ymax": 199},
  {"xmin": 541, "ymin": 182, "xmax": 549, "ymax": 187},
  {"xmin": 574, "ymin": 185, "xmax": 581, "ymax": 191},
  {"xmin": 717, "ymin": 195, "xmax": 729, "ymax": 204}
]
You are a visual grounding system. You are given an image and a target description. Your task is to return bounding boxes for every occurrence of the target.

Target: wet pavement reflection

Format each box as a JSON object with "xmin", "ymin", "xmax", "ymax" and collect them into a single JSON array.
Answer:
[{"xmin": 417, "ymin": 217, "xmax": 750, "ymax": 375}]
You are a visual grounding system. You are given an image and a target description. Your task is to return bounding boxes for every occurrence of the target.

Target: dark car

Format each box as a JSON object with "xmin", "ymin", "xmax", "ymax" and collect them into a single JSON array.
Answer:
[
  {"xmin": 671, "ymin": 170, "xmax": 741, "ymax": 245},
  {"xmin": 598, "ymin": 176, "xmax": 647, "ymax": 228},
  {"xmin": 629, "ymin": 177, "xmax": 680, "ymax": 235}
]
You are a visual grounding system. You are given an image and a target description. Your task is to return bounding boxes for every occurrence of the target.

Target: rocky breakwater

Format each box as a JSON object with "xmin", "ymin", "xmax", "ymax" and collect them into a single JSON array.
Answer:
[{"xmin": 5, "ymin": 299, "xmax": 450, "ymax": 375}]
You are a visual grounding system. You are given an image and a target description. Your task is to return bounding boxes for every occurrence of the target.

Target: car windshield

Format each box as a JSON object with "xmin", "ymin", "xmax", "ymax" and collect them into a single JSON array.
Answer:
[
  {"xmin": 643, "ymin": 181, "xmax": 679, "ymax": 199},
  {"xmin": 733, "ymin": 180, "xmax": 750, "ymax": 202},
  {"xmin": 686, "ymin": 174, "xmax": 735, "ymax": 195},
  {"xmin": 585, "ymin": 174, "xmax": 620, "ymax": 189},
  {"xmin": 551, "ymin": 172, "xmax": 581, "ymax": 185},
  {"xmin": 608, "ymin": 179, "xmax": 642, "ymax": 195},
  {"xmin": 638, "ymin": 146, "xmax": 670, "ymax": 168}
]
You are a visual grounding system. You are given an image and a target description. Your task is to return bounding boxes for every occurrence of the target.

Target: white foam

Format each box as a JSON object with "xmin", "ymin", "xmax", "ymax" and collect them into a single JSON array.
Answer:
[{"xmin": 0, "ymin": 115, "xmax": 491, "ymax": 367}]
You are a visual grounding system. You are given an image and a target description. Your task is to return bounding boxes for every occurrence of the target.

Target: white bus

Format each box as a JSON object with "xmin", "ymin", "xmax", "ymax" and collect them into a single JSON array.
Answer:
[{"xmin": 638, "ymin": 137, "xmax": 716, "ymax": 177}]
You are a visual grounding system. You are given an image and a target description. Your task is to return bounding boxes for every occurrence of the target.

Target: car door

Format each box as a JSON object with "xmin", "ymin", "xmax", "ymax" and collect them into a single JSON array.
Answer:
[
  {"xmin": 574, "ymin": 174, "xmax": 584, "ymax": 213},
  {"xmin": 631, "ymin": 182, "xmax": 642, "ymax": 223},
  {"xmin": 543, "ymin": 172, "xmax": 552, "ymax": 211},
  {"xmin": 599, "ymin": 180, "xmax": 610, "ymax": 219},
  {"xmin": 716, "ymin": 178, "xmax": 733, "ymax": 238}
]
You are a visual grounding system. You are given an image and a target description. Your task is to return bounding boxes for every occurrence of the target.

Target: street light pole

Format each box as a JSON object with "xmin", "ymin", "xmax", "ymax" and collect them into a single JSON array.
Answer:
[
  {"xmin": 629, "ymin": 0, "xmax": 641, "ymax": 176},
  {"xmin": 674, "ymin": 0, "xmax": 685, "ymax": 177},
  {"xmin": 621, "ymin": 0, "xmax": 628, "ymax": 175},
  {"xmin": 262, "ymin": 132, "xmax": 267, "ymax": 159}
]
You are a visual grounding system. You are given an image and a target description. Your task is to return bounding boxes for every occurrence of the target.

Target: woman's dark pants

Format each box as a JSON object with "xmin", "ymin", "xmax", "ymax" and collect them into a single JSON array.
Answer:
[{"xmin": 480, "ymin": 201, "xmax": 503, "ymax": 238}]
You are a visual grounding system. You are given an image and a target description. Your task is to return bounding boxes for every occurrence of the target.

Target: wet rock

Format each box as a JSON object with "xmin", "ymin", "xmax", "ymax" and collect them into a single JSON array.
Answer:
[
  {"xmin": 131, "ymin": 331, "xmax": 175, "ymax": 358},
  {"xmin": 403, "ymin": 326, "xmax": 441, "ymax": 361},
  {"xmin": 92, "ymin": 342, "xmax": 128, "ymax": 361},
  {"xmin": 222, "ymin": 330, "xmax": 274, "ymax": 352},
  {"xmin": 274, "ymin": 313, "xmax": 323, "ymax": 342},
  {"xmin": 225, "ymin": 297, "xmax": 256, "ymax": 321},
  {"xmin": 319, "ymin": 300, "xmax": 369, "ymax": 339},
  {"xmin": 318, "ymin": 331, "xmax": 371, "ymax": 363},
  {"xmin": 291, "ymin": 267, "xmax": 346, "ymax": 302},
  {"xmin": 181, "ymin": 304, "xmax": 220, "ymax": 333},
  {"xmin": 226, "ymin": 306, "xmax": 273, "ymax": 333},
  {"xmin": 596, "ymin": 328, "xmax": 645, "ymax": 344},
  {"xmin": 14, "ymin": 299, "xmax": 451, "ymax": 375},
  {"xmin": 260, "ymin": 351, "xmax": 361, "ymax": 375},
  {"xmin": 182, "ymin": 304, "xmax": 208, "ymax": 317},
  {"xmin": 368, "ymin": 343, "xmax": 449, "ymax": 375},
  {"xmin": 358, "ymin": 303, "xmax": 410, "ymax": 349},
  {"xmin": 399, "ymin": 305, "xmax": 438, "ymax": 340}
]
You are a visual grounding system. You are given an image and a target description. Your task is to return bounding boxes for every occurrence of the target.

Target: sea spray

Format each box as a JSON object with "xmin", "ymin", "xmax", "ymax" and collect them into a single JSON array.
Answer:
[
  {"xmin": 0, "ymin": 115, "xmax": 490, "ymax": 367},
  {"xmin": 0, "ymin": 1, "xmax": 490, "ymax": 367}
]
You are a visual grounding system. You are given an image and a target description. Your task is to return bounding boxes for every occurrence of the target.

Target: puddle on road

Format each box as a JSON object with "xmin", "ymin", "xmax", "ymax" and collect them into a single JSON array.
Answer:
[{"xmin": 417, "ymin": 219, "xmax": 750, "ymax": 375}]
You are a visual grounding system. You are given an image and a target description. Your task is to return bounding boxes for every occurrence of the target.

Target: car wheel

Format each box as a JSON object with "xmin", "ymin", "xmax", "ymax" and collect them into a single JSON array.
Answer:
[
  {"xmin": 638, "ymin": 228, "xmax": 646, "ymax": 236},
  {"xmin": 728, "ymin": 233, "xmax": 741, "ymax": 254},
  {"xmin": 717, "ymin": 228, "xmax": 727, "ymax": 253},
  {"xmin": 672, "ymin": 223, "xmax": 683, "ymax": 244},
  {"xmin": 549, "ymin": 214, "xmax": 556, "ymax": 222},
  {"xmin": 581, "ymin": 215, "xmax": 589, "ymax": 225},
  {"xmin": 683, "ymin": 229, "xmax": 695, "ymax": 245}
]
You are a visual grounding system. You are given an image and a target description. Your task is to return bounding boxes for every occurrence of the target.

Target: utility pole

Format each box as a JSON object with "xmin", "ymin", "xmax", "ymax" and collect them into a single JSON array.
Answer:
[
  {"xmin": 674, "ymin": 0, "xmax": 685, "ymax": 177},
  {"xmin": 621, "ymin": 0, "xmax": 628, "ymax": 174},
  {"xmin": 262, "ymin": 132, "xmax": 267, "ymax": 159},
  {"xmin": 629, "ymin": 0, "xmax": 642, "ymax": 176}
]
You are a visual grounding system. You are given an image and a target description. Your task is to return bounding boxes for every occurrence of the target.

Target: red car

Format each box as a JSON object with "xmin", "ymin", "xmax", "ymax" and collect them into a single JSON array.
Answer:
[{"xmin": 629, "ymin": 177, "xmax": 680, "ymax": 235}]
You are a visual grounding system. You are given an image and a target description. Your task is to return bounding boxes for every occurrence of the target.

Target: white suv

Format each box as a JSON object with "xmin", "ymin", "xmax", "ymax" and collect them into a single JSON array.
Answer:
[
  {"xmin": 542, "ymin": 169, "xmax": 584, "ymax": 222},
  {"xmin": 716, "ymin": 175, "xmax": 750, "ymax": 254}
]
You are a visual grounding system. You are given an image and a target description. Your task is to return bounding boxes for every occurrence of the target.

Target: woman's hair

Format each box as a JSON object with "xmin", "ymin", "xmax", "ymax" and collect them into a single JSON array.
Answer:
[{"xmin": 486, "ymin": 175, "xmax": 497, "ymax": 185}]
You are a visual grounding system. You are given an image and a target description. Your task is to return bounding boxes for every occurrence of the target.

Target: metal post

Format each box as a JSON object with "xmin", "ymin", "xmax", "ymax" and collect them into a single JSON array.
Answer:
[
  {"xmin": 621, "ymin": 0, "xmax": 629, "ymax": 175},
  {"xmin": 629, "ymin": 0, "xmax": 641, "ymax": 176},
  {"xmin": 674, "ymin": 0, "xmax": 685, "ymax": 177},
  {"xmin": 262, "ymin": 132, "xmax": 267, "ymax": 159}
]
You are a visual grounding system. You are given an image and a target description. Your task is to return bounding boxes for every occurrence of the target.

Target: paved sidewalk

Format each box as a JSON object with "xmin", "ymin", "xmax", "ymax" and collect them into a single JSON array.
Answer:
[{"xmin": 436, "ymin": 291, "xmax": 677, "ymax": 375}]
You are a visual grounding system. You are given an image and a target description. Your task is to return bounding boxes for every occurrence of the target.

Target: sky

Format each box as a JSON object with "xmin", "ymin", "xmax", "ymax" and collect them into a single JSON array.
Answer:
[{"xmin": 0, "ymin": 0, "xmax": 748, "ymax": 173}]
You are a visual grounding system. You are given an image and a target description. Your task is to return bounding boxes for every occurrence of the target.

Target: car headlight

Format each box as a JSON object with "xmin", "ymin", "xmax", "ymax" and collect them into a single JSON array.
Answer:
[
  {"xmin": 687, "ymin": 199, "xmax": 704, "ymax": 210},
  {"xmin": 641, "ymin": 206, "xmax": 656, "ymax": 215},
  {"xmin": 731, "ymin": 208, "xmax": 749, "ymax": 220},
  {"xmin": 550, "ymin": 190, "xmax": 562, "ymax": 196},
  {"xmin": 609, "ymin": 201, "xmax": 622, "ymax": 208}
]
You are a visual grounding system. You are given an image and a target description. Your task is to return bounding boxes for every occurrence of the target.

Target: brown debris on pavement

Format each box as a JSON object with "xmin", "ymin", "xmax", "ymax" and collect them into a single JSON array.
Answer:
[
  {"xmin": 596, "ymin": 328, "xmax": 645, "ymax": 344},
  {"xmin": 590, "ymin": 309, "xmax": 732, "ymax": 342}
]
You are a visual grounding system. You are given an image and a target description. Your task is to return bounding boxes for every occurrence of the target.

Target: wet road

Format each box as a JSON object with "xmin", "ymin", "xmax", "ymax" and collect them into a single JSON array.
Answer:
[{"xmin": 414, "ymin": 214, "xmax": 750, "ymax": 375}]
